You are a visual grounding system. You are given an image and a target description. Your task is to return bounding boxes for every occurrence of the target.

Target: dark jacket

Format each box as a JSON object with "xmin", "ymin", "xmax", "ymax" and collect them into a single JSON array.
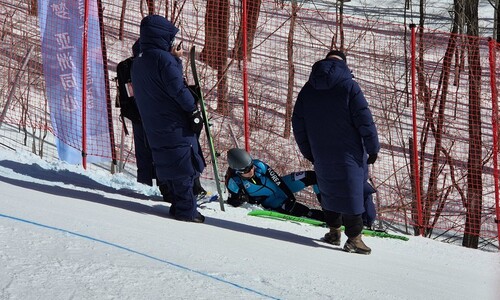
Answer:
[
  {"xmin": 131, "ymin": 15, "xmax": 204, "ymax": 181},
  {"xmin": 292, "ymin": 58, "xmax": 379, "ymax": 215}
]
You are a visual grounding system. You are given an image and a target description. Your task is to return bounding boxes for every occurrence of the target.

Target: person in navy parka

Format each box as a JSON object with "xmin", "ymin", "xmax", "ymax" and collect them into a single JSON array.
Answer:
[
  {"xmin": 131, "ymin": 15, "xmax": 205, "ymax": 223},
  {"xmin": 129, "ymin": 39, "xmax": 207, "ymax": 201},
  {"xmin": 292, "ymin": 50, "xmax": 380, "ymax": 254},
  {"xmin": 128, "ymin": 39, "xmax": 155, "ymax": 187}
]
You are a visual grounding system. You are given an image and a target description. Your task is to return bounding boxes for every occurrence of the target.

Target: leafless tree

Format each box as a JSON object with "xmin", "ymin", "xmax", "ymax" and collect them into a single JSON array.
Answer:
[
  {"xmin": 283, "ymin": 1, "xmax": 298, "ymax": 138},
  {"xmin": 200, "ymin": 0, "xmax": 230, "ymax": 115},
  {"xmin": 462, "ymin": 0, "xmax": 483, "ymax": 249},
  {"xmin": 232, "ymin": 0, "xmax": 262, "ymax": 61}
]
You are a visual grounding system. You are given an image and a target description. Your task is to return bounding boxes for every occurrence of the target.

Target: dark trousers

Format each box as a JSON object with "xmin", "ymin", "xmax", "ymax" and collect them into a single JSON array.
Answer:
[
  {"xmin": 159, "ymin": 176, "xmax": 205, "ymax": 203},
  {"xmin": 132, "ymin": 122, "xmax": 154, "ymax": 186},
  {"xmin": 163, "ymin": 175, "xmax": 197, "ymax": 219},
  {"xmin": 324, "ymin": 210, "xmax": 363, "ymax": 238},
  {"xmin": 281, "ymin": 201, "xmax": 325, "ymax": 221}
]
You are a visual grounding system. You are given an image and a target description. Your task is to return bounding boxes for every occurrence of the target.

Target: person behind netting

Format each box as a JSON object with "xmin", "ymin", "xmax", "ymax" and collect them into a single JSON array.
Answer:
[
  {"xmin": 224, "ymin": 148, "xmax": 325, "ymax": 221},
  {"xmin": 127, "ymin": 39, "xmax": 207, "ymax": 202},
  {"xmin": 131, "ymin": 15, "xmax": 205, "ymax": 223}
]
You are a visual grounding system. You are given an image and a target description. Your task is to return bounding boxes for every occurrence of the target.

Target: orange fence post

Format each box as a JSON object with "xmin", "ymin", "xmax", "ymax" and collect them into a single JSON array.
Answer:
[
  {"xmin": 488, "ymin": 38, "xmax": 500, "ymax": 248},
  {"xmin": 410, "ymin": 24, "xmax": 423, "ymax": 236}
]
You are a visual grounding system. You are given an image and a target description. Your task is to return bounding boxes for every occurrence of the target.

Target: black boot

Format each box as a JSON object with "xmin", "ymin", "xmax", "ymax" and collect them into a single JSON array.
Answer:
[{"xmin": 175, "ymin": 212, "xmax": 205, "ymax": 223}]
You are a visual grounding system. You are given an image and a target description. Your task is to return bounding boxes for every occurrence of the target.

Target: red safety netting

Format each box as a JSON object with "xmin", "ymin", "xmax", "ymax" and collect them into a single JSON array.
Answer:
[{"xmin": 0, "ymin": 0, "xmax": 498, "ymax": 249}]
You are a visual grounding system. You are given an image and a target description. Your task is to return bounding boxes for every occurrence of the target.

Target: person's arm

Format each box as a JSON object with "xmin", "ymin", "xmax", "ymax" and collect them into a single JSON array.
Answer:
[
  {"xmin": 227, "ymin": 189, "xmax": 249, "ymax": 207},
  {"xmin": 292, "ymin": 92, "xmax": 314, "ymax": 163},
  {"xmin": 225, "ymin": 170, "xmax": 248, "ymax": 207},
  {"xmin": 159, "ymin": 54, "xmax": 197, "ymax": 113},
  {"xmin": 349, "ymin": 81, "xmax": 380, "ymax": 159}
]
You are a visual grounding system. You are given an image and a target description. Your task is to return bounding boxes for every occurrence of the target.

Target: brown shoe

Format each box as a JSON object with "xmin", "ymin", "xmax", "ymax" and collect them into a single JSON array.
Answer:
[
  {"xmin": 343, "ymin": 234, "xmax": 371, "ymax": 255},
  {"xmin": 322, "ymin": 227, "xmax": 341, "ymax": 246}
]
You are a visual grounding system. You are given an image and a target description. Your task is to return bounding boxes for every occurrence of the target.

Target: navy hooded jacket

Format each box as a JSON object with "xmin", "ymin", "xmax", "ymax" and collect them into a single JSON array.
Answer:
[
  {"xmin": 131, "ymin": 15, "xmax": 204, "ymax": 181},
  {"xmin": 292, "ymin": 57, "xmax": 380, "ymax": 215}
]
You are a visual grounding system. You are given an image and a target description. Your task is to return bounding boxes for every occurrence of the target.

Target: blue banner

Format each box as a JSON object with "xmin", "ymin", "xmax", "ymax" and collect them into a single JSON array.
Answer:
[{"xmin": 38, "ymin": 0, "xmax": 111, "ymax": 164}]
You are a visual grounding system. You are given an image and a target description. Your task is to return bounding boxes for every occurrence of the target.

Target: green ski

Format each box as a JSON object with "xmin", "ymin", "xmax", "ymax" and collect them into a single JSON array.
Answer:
[
  {"xmin": 189, "ymin": 46, "xmax": 225, "ymax": 211},
  {"xmin": 248, "ymin": 210, "xmax": 409, "ymax": 241},
  {"xmin": 248, "ymin": 209, "xmax": 325, "ymax": 226}
]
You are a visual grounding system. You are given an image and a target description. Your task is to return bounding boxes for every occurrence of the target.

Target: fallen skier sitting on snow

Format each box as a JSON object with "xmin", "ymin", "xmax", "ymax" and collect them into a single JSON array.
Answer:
[
  {"xmin": 224, "ymin": 148, "xmax": 378, "ymax": 227},
  {"xmin": 224, "ymin": 148, "xmax": 325, "ymax": 221}
]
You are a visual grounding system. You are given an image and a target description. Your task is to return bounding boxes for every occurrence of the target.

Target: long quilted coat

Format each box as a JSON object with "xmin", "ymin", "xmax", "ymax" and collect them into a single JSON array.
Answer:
[
  {"xmin": 292, "ymin": 58, "xmax": 380, "ymax": 215},
  {"xmin": 131, "ymin": 15, "xmax": 204, "ymax": 181}
]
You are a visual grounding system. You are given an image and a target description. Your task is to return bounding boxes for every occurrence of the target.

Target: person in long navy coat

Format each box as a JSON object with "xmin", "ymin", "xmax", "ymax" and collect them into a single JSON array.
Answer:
[
  {"xmin": 292, "ymin": 50, "xmax": 380, "ymax": 254},
  {"xmin": 131, "ymin": 15, "xmax": 205, "ymax": 222}
]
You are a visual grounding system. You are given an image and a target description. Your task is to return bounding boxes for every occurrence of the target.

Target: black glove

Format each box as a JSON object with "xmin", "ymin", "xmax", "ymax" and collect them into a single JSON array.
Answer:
[
  {"xmin": 367, "ymin": 153, "xmax": 378, "ymax": 165},
  {"xmin": 227, "ymin": 192, "xmax": 249, "ymax": 207},
  {"xmin": 188, "ymin": 85, "xmax": 201, "ymax": 104},
  {"xmin": 190, "ymin": 109, "xmax": 203, "ymax": 134}
]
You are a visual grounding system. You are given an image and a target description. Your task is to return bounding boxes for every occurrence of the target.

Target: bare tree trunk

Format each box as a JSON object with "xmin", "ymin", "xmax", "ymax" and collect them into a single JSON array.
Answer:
[
  {"xmin": 200, "ymin": 0, "xmax": 229, "ymax": 69},
  {"xmin": 119, "ymin": 0, "xmax": 127, "ymax": 40},
  {"xmin": 147, "ymin": 0, "xmax": 155, "ymax": 15},
  {"xmin": 462, "ymin": 0, "xmax": 483, "ymax": 249},
  {"xmin": 422, "ymin": 0, "xmax": 462, "ymax": 236},
  {"xmin": 232, "ymin": 0, "xmax": 262, "ymax": 61},
  {"xmin": 283, "ymin": 1, "xmax": 297, "ymax": 138},
  {"xmin": 339, "ymin": 0, "xmax": 345, "ymax": 51},
  {"xmin": 413, "ymin": 0, "xmax": 430, "ymax": 232},
  {"xmin": 496, "ymin": 0, "xmax": 500, "ymax": 42},
  {"xmin": 165, "ymin": 0, "xmax": 169, "ymax": 20},
  {"xmin": 200, "ymin": 0, "xmax": 230, "ymax": 115},
  {"xmin": 29, "ymin": 0, "xmax": 37, "ymax": 16}
]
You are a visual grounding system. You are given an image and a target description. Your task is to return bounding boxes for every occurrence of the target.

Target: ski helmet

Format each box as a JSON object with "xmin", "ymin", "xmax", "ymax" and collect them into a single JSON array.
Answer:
[{"xmin": 227, "ymin": 148, "xmax": 253, "ymax": 173}]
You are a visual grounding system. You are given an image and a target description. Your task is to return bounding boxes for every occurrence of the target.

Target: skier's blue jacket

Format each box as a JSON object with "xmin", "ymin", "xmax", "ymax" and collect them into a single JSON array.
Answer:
[{"xmin": 226, "ymin": 159, "xmax": 319, "ymax": 210}]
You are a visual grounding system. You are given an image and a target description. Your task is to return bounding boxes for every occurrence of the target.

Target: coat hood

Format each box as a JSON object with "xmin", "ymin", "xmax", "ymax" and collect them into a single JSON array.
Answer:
[
  {"xmin": 139, "ymin": 15, "xmax": 179, "ymax": 52},
  {"xmin": 307, "ymin": 58, "xmax": 353, "ymax": 90}
]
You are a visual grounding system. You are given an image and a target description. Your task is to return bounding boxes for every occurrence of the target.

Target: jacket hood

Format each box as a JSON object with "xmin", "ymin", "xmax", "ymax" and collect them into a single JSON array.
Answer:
[
  {"xmin": 307, "ymin": 58, "xmax": 352, "ymax": 90},
  {"xmin": 139, "ymin": 15, "xmax": 179, "ymax": 52}
]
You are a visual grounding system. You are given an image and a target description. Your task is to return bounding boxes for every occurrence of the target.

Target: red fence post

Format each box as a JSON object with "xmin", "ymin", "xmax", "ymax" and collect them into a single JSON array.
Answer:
[
  {"xmin": 81, "ymin": 0, "xmax": 90, "ymax": 169},
  {"xmin": 242, "ymin": 0, "xmax": 250, "ymax": 152},
  {"xmin": 488, "ymin": 38, "xmax": 500, "ymax": 248},
  {"xmin": 410, "ymin": 24, "xmax": 423, "ymax": 236}
]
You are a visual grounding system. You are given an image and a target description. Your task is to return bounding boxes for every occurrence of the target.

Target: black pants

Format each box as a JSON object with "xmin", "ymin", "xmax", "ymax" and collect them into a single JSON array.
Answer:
[
  {"xmin": 159, "ymin": 176, "xmax": 205, "ymax": 202},
  {"xmin": 323, "ymin": 210, "xmax": 363, "ymax": 238},
  {"xmin": 280, "ymin": 201, "xmax": 325, "ymax": 221}
]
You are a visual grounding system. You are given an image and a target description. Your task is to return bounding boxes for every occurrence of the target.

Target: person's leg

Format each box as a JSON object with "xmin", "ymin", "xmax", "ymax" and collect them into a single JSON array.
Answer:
[
  {"xmin": 322, "ymin": 210, "xmax": 342, "ymax": 245},
  {"xmin": 343, "ymin": 214, "xmax": 371, "ymax": 255},
  {"xmin": 282, "ymin": 171, "xmax": 316, "ymax": 193},
  {"xmin": 168, "ymin": 175, "xmax": 204, "ymax": 223},
  {"xmin": 284, "ymin": 171, "xmax": 322, "ymax": 207},
  {"xmin": 132, "ymin": 122, "xmax": 154, "ymax": 186},
  {"xmin": 286, "ymin": 202, "xmax": 325, "ymax": 221},
  {"xmin": 158, "ymin": 183, "xmax": 173, "ymax": 203},
  {"xmin": 308, "ymin": 209, "xmax": 325, "ymax": 221},
  {"xmin": 362, "ymin": 193, "xmax": 376, "ymax": 228},
  {"xmin": 286, "ymin": 202, "xmax": 308, "ymax": 217},
  {"xmin": 362, "ymin": 181, "xmax": 377, "ymax": 228},
  {"xmin": 192, "ymin": 176, "xmax": 207, "ymax": 197}
]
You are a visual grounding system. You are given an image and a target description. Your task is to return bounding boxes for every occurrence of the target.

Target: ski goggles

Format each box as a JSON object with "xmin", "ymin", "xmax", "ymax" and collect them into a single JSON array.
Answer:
[{"xmin": 235, "ymin": 163, "xmax": 254, "ymax": 175}]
